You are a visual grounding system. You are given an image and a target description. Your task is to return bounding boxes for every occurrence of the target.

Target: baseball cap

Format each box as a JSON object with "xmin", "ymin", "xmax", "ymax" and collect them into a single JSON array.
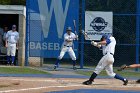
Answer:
[
  {"xmin": 66, "ymin": 27, "xmax": 72, "ymax": 31},
  {"xmin": 12, "ymin": 25, "xmax": 16, "ymax": 28}
]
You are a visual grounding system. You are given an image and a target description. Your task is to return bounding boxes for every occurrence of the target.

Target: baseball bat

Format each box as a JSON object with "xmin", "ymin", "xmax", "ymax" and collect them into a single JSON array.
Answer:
[
  {"xmin": 73, "ymin": 20, "xmax": 78, "ymax": 40},
  {"xmin": 73, "ymin": 20, "xmax": 77, "ymax": 35},
  {"xmin": 80, "ymin": 30, "xmax": 92, "ymax": 41}
]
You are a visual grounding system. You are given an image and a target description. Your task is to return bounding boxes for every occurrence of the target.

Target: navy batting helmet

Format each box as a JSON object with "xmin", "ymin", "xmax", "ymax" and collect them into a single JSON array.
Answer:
[{"xmin": 66, "ymin": 27, "xmax": 72, "ymax": 31}]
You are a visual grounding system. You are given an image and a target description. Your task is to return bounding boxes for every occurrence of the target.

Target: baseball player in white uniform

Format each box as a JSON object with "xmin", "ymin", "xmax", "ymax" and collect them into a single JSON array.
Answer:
[
  {"xmin": 83, "ymin": 34, "xmax": 128, "ymax": 85},
  {"xmin": 54, "ymin": 27, "xmax": 78, "ymax": 70},
  {"xmin": 5, "ymin": 25, "xmax": 19, "ymax": 66}
]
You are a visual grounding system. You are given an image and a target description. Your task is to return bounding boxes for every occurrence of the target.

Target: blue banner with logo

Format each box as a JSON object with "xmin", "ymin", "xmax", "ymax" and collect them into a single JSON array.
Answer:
[{"xmin": 27, "ymin": 0, "xmax": 79, "ymax": 58}]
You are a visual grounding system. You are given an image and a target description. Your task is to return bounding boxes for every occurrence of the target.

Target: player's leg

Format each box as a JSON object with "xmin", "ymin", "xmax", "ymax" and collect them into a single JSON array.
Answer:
[
  {"xmin": 105, "ymin": 64, "xmax": 128, "ymax": 85},
  {"xmin": 54, "ymin": 47, "xmax": 67, "ymax": 69},
  {"xmin": 68, "ymin": 47, "xmax": 77, "ymax": 70},
  {"xmin": 11, "ymin": 44, "xmax": 16, "ymax": 66},
  {"xmin": 7, "ymin": 44, "xmax": 11, "ymax": 65},
  {"xmin": 83, "ymin": 55, "xmax": 108, "ymax": 85}
]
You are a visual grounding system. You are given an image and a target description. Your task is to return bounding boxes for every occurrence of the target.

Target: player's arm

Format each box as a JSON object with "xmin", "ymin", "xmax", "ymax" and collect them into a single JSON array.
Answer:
[
  {"xmin": 91, "ymin": 41, "xmax": 102, "ymax": 48},
  {"xmin": 98, "ymin": 38, "xmax": 111, "ymax": 45},
  {"xmin": 16, "ymin": 33, "xmax": 19, "ymax": 49},
  {"xmin": 5, "ymin": 32, "xmax": 8, "ymax": 47},
  {"xmin": 73, "ymin": 34, "xmax": 78, "ymax": 40}
]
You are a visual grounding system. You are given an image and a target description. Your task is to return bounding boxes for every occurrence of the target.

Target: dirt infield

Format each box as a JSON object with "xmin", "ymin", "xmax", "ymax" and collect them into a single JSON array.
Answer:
[{"xmin": 0, "ymin": 77, "xmax": 139, "ymax": 93}]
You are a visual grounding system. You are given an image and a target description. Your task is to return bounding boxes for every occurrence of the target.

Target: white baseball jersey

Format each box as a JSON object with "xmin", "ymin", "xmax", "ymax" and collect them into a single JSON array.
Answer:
[
  {"xmin": 6, "ymin": 30, "xmax": 19, "ymax": 56},
  {"xmin": 63, "ymin": 32, "xmax": 76, "ymax": 46},
  {"xmin": 6, "ymin": 30, "xmax": 19, "ymax": 44},
  {"xmin": 58, "ymin": 32, "xmax": 77, "ymax": 60},
  {"xmin": 102, "ymin": 36, "xmax": 116, "ymax": 55},
  {"xmin": 94, "ymin": 36, "xmax": 116, "ymax": 78}
]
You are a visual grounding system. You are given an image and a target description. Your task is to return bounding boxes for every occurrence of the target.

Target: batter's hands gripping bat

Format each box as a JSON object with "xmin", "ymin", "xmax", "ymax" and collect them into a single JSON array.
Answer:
[{"xmin": 73, "ymin": 20, "xmax": 78, "ymax": 40}]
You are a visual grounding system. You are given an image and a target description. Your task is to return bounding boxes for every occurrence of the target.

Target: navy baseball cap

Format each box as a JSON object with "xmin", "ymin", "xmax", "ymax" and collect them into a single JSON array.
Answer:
[{"xmin": 66, "ymin": 27, "xmax": 72, "ymax": 31}]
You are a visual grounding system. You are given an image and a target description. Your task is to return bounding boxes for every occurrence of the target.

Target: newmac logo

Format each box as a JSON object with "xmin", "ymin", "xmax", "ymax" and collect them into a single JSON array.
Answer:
[
  {"xmin": 90, "ymin": 17, "xmax": 108, "ymax": 32},
  {"xmin": 38, "ymin": 0, "xmax": 70, "ymax": 38}
]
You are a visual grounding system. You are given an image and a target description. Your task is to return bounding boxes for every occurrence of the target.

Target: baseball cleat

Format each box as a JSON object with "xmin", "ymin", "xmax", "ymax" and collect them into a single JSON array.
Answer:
[
  {"xmin": 83, "ymin": 80, "xmax": 92, "ymax": 85},
  {"xmin": 123, "ymin": 79, "xmax": 128, "ymax": 85},
  {"xmin": 53, "ymin": 66, "xmax": 57, "ymax": 70},
  {"xmin": 73, "ymin": 66, "xmax": 77, "ymax": 70},
  {"xmin": 136, "ymin": 79, "xmax": 140, "ymax": 83},
  {"xmin": 11, "ymin": 63, "xmax": 15, "ymax": 66},
  {"xmin": 117, "ymin": 64, "xmax": 127, "ymax": 71},
  {"xmin": 6, "ymin": 63, "xmax": 10, "ymax": 66}
]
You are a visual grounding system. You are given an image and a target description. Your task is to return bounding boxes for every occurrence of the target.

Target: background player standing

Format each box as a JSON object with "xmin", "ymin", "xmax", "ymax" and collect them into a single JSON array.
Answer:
[
  {"xmin": 5, "ymin": 25, "xmax": 19, "ymax": 66},
  {"xmin": 83, "ymin": 34, "xmax": 128, "ymax": 85},
  {"xmin": 54, "ymin": 27, "xmax": 78, "ymax": 70}
]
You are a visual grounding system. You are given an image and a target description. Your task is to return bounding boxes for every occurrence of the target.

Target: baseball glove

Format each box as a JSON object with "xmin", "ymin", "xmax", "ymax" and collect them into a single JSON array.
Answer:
[{"xmin": 117, "ymin": 64, "xmax": 127, "ymax": 71}]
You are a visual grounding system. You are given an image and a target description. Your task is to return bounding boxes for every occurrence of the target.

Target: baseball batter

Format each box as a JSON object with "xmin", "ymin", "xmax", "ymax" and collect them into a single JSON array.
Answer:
[
  {"xmin": 5, "ymin": 25, "xmax": 19, "ymax": 66},
  {"xmin": 83, "ymin": 34, "xmax": 128, "ymax": 85},
  {"xmin": 54, "ymin": 27, "xmax": 78, "ymax": 70}
]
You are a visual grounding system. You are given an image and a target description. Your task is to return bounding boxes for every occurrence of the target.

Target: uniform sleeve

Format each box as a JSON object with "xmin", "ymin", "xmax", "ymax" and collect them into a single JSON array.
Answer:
[
  {"xmin": 17, "ymin": 32, "xmax": 19, "ymax": 40},
  {"xmin": 73, "ymin": 33, "xmax": 77, "ymax": 39},
  {"xmin": 64, "ymin": 34, "xmax": 68, "ymax": 40},
  {"xmin": 6, "ymin": 32, "xmax": 9, "ymax": 39},
  {"xmin": 106, "ymin": 38, "xmax": 111, "ymax": 45}
]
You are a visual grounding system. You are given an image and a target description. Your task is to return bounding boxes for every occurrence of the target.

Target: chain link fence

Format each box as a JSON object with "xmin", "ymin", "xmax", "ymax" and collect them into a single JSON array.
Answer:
[{"xmin": 83, "ymin": 0, "xmax": 139, "ymax": 67}]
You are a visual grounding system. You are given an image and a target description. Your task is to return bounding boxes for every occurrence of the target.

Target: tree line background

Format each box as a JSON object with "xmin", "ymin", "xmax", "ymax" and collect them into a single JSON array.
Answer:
[{"xmin": 0, "ymin": 0, "xmax": 25, "ymax": 5}]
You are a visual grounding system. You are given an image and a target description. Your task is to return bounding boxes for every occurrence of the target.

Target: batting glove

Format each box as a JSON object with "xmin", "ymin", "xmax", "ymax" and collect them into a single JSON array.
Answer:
[{"xmin": 91, "ymin": 41, "xmax": 98, "ymax": 46}]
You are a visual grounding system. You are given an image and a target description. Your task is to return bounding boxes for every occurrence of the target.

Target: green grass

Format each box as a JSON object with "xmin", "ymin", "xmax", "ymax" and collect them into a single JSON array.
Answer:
[
  {"xmin": 76, "ymin": 69, "xmax": 140, "ymax": 78},
  {"xmin": 0, "ymin": 67, "xmax": 50, "ymax": 74}
]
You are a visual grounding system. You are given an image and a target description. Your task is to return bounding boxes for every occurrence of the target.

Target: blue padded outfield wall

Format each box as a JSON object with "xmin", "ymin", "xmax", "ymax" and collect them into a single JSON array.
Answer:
[{"xmin": 26, "ymin": 0, "xmax": 79, "ymax": 58}]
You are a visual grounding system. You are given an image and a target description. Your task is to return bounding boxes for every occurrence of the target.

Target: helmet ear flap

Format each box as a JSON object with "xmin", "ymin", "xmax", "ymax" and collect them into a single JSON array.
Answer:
[{"xmin": 100, "ymin": 37, "xmax": 104, "ymax": 41}]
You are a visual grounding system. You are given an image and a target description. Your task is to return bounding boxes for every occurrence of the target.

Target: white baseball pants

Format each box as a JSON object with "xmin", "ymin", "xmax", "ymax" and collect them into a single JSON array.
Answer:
[
  {"xmin": 7, "ymin": 43, "xmax": 16, "ymax": 56},
  {"xmin": 58, "ymin": 46, "xmax": 76, "ymax": 60},
  {"xmin": 94, "ymin": 53, "xmax": 116, "ymax": 77}
]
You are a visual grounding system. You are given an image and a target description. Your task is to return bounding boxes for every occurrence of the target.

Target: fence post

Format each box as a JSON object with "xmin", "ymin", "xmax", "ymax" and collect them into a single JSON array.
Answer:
[
  {"xmin": 136, "ymin": 0, "xmax": 140, "ymax": 71},
  {"xmin": 80, "ymin": 0, "xmax": 85, "ymax": 69},
  {"xmin": 25, "ymin": 0, "xmax": 29, "ymax": 66}
]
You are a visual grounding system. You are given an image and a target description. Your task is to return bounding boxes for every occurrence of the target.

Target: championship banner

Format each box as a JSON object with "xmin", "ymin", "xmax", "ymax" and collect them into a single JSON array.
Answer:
[
  {"xmin": 27, "ymin": 0, "xmax": 79, "ymax": 58},
  {"xmin": 85, "ymin": 11, "xmax": 113, "ymax": 40}
]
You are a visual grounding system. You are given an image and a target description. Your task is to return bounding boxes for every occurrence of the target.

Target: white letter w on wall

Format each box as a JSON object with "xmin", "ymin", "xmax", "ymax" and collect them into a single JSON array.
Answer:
[{"xmin": 38, "ymin": 0, "xmax": 70, "ymax": 38}]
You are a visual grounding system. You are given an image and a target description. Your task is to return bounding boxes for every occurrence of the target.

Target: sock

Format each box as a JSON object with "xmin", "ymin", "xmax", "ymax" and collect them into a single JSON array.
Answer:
[
  {"xmin": 89, "ymin": 72, "xmax": 98, "ymax": 82},
  {"xmin": 11, "ymin": 56, "xmax": 15, "ymax": 64},
  {"xmin": 72, "ymin": 60, "xmax": 76, "ymax": 67},
  {"xmin": 114, "ymin": 74, "xmax": 125, "ymax": 82},
  {"xmin": 55, "ymin": 59, "xmax": 60, "ymax": 67},
  {"xmin": 7, "ymin": 56, "xmax": 10, "ymax": 64}
]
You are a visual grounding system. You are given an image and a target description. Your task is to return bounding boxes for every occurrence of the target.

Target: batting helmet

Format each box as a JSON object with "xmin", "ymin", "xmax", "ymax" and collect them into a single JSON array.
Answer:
[
  {"xmin": 102, "ymin": 34, "xmax": 111, "ymax": 39},
  {"xmin": 66, "ymin": 27, "xmax": 72, "ymax": 31}
]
